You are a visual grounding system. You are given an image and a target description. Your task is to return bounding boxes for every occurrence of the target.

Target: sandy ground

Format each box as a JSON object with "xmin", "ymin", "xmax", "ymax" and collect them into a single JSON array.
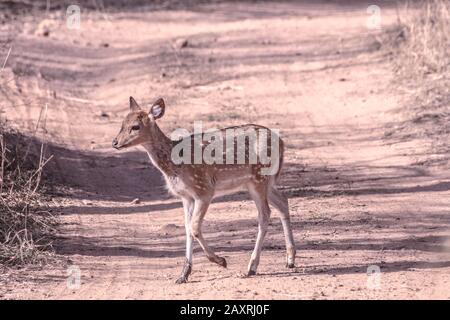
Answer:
[{"xmin": 1, "ymin": 1, "xmax": 450, "ymax": 299}]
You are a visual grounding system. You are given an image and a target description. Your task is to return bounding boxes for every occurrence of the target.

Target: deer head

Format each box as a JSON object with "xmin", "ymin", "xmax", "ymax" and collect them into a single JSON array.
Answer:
[{"xmin": 112, "ymin": 96, "xmax": 165, "ymax": 149}]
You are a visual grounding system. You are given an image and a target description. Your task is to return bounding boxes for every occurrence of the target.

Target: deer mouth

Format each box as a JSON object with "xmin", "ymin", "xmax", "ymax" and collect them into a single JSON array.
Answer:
[
  {"xmin": 112, "ymin": 140, "xmax": 134, "ymax": 150},
  {"xmin": 112, "ymin": 139, "xmax": 125, "ymax": 149},
  {"xmin": 113, "ymin": 143, "xmax": 127, "ymax": 150}
]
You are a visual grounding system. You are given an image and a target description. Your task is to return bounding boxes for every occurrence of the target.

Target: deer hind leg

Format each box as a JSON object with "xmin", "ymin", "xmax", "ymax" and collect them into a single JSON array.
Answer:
[
  {"xmin": 175, "ymin": 197, "xmax": 195, "ymax": 284},
  {"xmin": 247, "ymin": 182, "xmax": 271, "ymax": 276},
  {"xmin": 268, "ymin": 186, "xmax": 296, "ymax": 268},
  {"xmin": 190, "ymin": 197, "xmax": 227, "ymax": 268}
]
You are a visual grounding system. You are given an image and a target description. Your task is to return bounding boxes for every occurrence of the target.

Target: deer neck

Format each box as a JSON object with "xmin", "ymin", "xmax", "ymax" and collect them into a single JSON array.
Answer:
[{"xmin": 142, "ymin": 125, "xmax": 177, "ymax": 176}]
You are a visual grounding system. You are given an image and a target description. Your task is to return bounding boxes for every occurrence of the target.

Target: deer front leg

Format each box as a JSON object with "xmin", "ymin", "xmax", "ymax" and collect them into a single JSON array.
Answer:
[
  {"xmin": 191, "ymin": 198, "xmax": 227, "ymax": 268},
  {"xmin": 175, "ymin": 197, "xmax": 194, "ymax": 284}
]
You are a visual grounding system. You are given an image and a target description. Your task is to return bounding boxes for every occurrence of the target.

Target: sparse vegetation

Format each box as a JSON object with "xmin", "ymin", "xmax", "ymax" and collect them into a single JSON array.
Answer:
[
  {"xmin": 1, "ymin": 4, "xmax": 57, "ymax": 268},
  {"xmin": 389, "ymin": 0, "xmax": 450, "ymax": 161},
  {"xmin": 395, "ymin": 0, "xmax": 449, "ymax": 78},
  {"xmin": 0, "ymin": 124, "xmax": 56, "ymax": 267}
]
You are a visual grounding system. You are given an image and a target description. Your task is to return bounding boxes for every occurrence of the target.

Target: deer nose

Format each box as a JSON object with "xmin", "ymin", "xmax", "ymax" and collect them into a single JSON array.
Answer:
[{"xmin": 112, "ymin": 138, "xmax": 119, "ymax": 148}]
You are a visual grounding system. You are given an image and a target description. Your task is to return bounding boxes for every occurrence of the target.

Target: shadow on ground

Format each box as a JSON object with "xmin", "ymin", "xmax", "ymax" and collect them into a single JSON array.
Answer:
[{"xmin": 55, "ymin": 217, "xmax": 450, "ymax": 275}]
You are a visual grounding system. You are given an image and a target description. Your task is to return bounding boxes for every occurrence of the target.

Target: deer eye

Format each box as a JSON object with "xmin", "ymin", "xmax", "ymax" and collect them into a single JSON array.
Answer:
[{"xmin": 131, "ymin": 125, "xmax": 140, "ymax": 131}]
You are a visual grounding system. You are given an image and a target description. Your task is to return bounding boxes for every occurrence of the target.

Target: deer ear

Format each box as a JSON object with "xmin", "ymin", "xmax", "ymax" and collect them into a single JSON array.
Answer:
[
  {"xmin": 130, "ymin": 96, "xmax": 141, "ymax": 112},
  {"xmin": 149, "ymin": 98, "xmax": 165, "ymax": 120}
]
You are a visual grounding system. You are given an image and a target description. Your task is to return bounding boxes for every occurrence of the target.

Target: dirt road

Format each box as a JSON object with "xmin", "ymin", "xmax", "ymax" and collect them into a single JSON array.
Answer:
[{"xmin": 1, "ymin": 1, "xmax": 450, "ymax": 299}]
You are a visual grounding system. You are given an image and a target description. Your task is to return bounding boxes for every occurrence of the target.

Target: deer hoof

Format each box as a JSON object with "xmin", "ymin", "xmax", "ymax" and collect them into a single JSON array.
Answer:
[
  {"xmin": 286, "ymin": 262, "xmax": 295, "ymax": 268},
  {"xmin": 246, "ymin": 270, "xmax": 256, "ymax": 277},
  {"xmin": 208, "ymin": 256, "xmax": 227, "ymax": 268},
  {"xmin": 175, "ymin": 259, "xmax": 192, "ymax": 284},
  {"xmin": 217, "ymin": 256, "xmax": 227, "ymax": 268},
  {"xmin": 175, "ymin": 276, "xmax": 188, "ymax": 284}
]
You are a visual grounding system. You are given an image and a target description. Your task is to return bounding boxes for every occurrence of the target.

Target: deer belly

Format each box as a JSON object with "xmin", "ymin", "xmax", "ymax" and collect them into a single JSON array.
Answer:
[{"xmin": 213, "ymin": 169, "xmax": 252, "ymax": 197}]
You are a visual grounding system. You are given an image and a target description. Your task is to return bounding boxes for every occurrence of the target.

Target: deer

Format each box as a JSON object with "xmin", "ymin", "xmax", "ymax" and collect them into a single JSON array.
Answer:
[{"xmin": 112, "ymin": 97, "xmax": 296, "ymax": 283}]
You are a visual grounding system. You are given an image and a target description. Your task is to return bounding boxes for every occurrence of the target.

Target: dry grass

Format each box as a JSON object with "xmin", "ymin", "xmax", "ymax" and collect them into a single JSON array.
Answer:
[
  {"xmin": 387, "ymin": 0, "xmax": 450, "ymax": 161},
  {"xmin": 395, "ymin": 0, "xmax": 450, "ymax": 78},
  {"xmin": 0, "ymin": 7, "xmax": 58, "ymax": 269},
  {"xmin": 1, "ymin": 14, "xmax": 58, "ymax": 267},
  {"xmin": 0, "ymin": 122, "xmax": 56, "ymax": 267}
]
